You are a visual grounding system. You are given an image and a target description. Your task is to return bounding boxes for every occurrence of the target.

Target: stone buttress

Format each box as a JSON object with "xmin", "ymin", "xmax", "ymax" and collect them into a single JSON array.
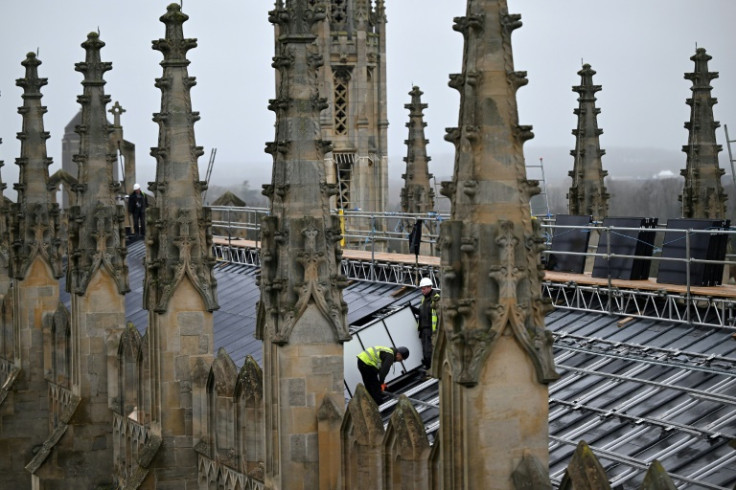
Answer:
[
  {"xmin": 436, "ymin": 1, "xmax": 558, "ymax": 488},
  {"xmin": 134, "ymin": 4, "xmax": 219, "ymax": 488},
  {"xmin": 400, "ymin": 85, "xmax": 436, "ymax": 255},
  {"xmin": 0, "ymin": 52, "xmax": 63, "ymax": 490},
  {"xmin": 679, "ymin": 47, "xmax": 727, "ymax": 219},
  {"xmin": 567, "ymin": 63, "xmax": 609, "ymax": 221},
  {"xmin": 25, "ymin": 32, "xmax": 130, "ymax": 488},
  {"xmin": 260, "ymin": 1, "xmax": 350, "ymax": 488}
]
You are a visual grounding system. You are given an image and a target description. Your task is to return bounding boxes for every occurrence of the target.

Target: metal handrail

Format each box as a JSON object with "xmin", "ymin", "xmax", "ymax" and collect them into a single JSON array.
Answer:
[{"xmin": 209, "ymin": 206, "xmax": 734, "ymax": 289}]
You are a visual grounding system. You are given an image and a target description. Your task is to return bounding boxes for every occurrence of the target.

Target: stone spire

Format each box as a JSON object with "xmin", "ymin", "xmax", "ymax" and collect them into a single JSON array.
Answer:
[
  {"xmin": 400, "ymin": 86, "xmax": 435, "ymax": 215},
  {"xmin": 567, "ymin": 63, "xmax": 609, "ymax": 220},
  {"xmin": 144, "ymin": 3, "xmax": 218, "ymax": 313},
  {"xmin": 0, "ymin": 52, "xmax": 62, "ymax": 490},
  {"xmin": 438, "ymin": 1, "xmax": 558, "ymax": 487},
  {"xmin": 679, "ymin": 47, "xmax": 727, "ymax": 219},
  {"xmin": 140, "ymin": 5, "xmax": 218, "ymax": 487},
  {"xmin": 26, "ymin": 33, "xmax": 129, "ymax": 489},
  {"xmin": 9, "ymin": 52, "xmax": 62, "ymax": 280},
  {"xmin": 67, "ymin": 32, "xmax": 129, "ymax": 295},
  {"xmin": 260, "ymin": 1, "xmax": 349, "ymax": 487}
]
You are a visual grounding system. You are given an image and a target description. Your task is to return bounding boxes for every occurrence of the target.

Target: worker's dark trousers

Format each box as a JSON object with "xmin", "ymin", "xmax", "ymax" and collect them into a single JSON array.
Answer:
[
  {"xmin": 357, "ymin": 360, "xmax": 383, "ymax": 404},
  {"xmin": 132, "ymin": 211, "xmax": 145, "ymax": 236},
  {"xmin": 419, "ymin": 328, "xmax": 433, "ymax": 369}
]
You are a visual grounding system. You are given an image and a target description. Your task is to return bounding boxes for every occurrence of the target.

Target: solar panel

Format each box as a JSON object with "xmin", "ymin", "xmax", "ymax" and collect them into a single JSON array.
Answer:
[
  {"xmin": 656, "ymin": 218, "xmax": 730, "ymax": 286},
  {"xmin": 592, "ymin": 217, "xmax": 657, "ymax": 280},
  {"xmin": 546, "ymin": 214, "xmax": 592, "ymax": 274}
]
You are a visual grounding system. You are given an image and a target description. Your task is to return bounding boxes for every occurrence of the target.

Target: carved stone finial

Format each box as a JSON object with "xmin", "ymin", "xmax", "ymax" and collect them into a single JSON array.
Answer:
[
  {"xmin": 346, "ymin": 384, "xmax": 384, "ymax": 446},
  {"xmin": 9, "ymin": 52, "xmax": 62, "ymax": 280},
  {"xmin": 144, "ymin": 4, "xmax": 218, "ymax": 312},
  {"xmin": 679, "ymin": 47, "xmax": 726, "ymax": 219},
  {"xmin": 260, "ymin": 4, "xmax": 348, "ymax": 487},
  {"xmin": 438, "ymin": 1, "xmax": 557, "ymax": 486},
  {"xmin": 400, "ymin": 85, "xmax": 435, "ymax": 218},
  {"xmin": 109, "ymin": 101, "xmax": 125, "ymax": 127},
  {"xmin": 567, "ymin": 63, "xmax": 609, "ymax": 220},
  {"xmin": 67, "ymin": 32, "xmax": 129, "ymax": 295}
]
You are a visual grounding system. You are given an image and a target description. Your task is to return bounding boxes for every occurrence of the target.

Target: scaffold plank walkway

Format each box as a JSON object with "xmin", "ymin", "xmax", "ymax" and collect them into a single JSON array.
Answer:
[{"xmin": 546, "ymin": 271, "xmax": 736, "ymax": 299}]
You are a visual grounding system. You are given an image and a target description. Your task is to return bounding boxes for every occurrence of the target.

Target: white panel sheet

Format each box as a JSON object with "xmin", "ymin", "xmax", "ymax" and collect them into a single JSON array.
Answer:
[{"xmin": 343, "ymin": 305, "xmax": 423, "ymax": 398}]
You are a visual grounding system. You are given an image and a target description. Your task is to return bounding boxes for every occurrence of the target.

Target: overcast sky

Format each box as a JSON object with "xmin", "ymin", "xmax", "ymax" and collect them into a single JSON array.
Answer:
[{"xmin": 0, "ymin": 1, "xmax": 734, "ymax": 196}]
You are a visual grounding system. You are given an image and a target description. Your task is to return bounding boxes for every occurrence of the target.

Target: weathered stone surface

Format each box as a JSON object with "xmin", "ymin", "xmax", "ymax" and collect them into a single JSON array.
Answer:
[
  {"xmin": 8, "ymin": 52, "xmax": 63, "ymax": 283},
  {"xmin": 558, "ymin": 440, "xmax": 611, "ymax": 490},
  {"xmin": 512, "ymin": 450, "xmax": 552, "ymax": 489},
  {"xmin": 436, "ymin": 1, "xmax": 558, "ymax": 488},
  {"xmin": 260, "ymin": 2, "xmax": 349, "ymax": 488},
  {"xmin": 679, "ymin": 47, "xmax": 727, "ymax": 219},
  {"xmin": 115, "ymin": 5, "xmax": 217, "ymax": 489},
  {"xmin": 0, "ymin": 52, "xmax": 62, "ymax": 490},
  {"xmin": 567, "ymin": 63, "xmax": 609, "ymax": 220},
  {"xmin": 143, "ymin": 3, "xmax": 219, "ymax": 315},
  {"xmin": 640, "ymin": 460, "xmax": 678, "ymax": 490},
  {"xmin": 318, "ymin": 0, "xmax": 389, "ymax": 239},
  {"xmin": 400, "ymin": 86, "xmax": 436, "ymax": 255}
]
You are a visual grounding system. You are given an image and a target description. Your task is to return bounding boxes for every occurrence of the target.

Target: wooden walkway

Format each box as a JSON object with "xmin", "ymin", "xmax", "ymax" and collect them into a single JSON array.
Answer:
[{"xmin": 545, "ymin": 271, "xmax": 736, "ymax": 299}]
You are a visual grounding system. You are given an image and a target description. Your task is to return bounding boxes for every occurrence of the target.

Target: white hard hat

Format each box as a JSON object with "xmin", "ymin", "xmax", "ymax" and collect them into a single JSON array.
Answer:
[
  {"xmin": 419, "ymin": 277, "xmax": 432, "ymax": 288},
  {"xmin": 133, "ymin": 183, "xmax": 141, "ymax": 190}
]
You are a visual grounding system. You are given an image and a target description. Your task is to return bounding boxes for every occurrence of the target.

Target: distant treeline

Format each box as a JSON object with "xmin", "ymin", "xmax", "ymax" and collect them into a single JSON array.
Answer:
[
  {"xmin": 209, "ymin": 176, "xmax": 735, "ymax": 226},
  {"xmin": 546, "ymin": 178, "xmax": 735, "ymax": 224}
]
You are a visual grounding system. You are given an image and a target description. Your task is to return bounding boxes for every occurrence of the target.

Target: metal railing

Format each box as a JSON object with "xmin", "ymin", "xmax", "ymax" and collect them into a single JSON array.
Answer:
[
  {"xmin": 540, "ymin": 220, "xmax": 735, "ymax": 330},
  {"xmin": 209, "ymin": 205, "xmax": 447, "ymax": 256},
  {"xmin": 209, "ymin": 207, "xmax": 736, "ymax": 329}
]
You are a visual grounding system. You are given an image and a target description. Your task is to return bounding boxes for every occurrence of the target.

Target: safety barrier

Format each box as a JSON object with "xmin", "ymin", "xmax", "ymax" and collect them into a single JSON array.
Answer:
[{"xmin": 210, "ymin": 207, "xmax": 736, "ymax": 329}]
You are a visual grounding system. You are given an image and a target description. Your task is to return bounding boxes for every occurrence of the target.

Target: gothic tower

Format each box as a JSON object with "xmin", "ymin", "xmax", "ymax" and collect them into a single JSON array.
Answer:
[
  {"xmin": 567, "ymin": 63, "xmax": 609, "ymax": 220},
  {"xmin": 260, "ymin": 1, "xmax": 350, "ymax": 488},
  {"xmin": 679, "ymin": 47, "xmax": 727, "ymax": 219},
  {"xmin": 26, "ymin": 33, "xmax": 130, "ymax": 488},
  {"xmin": 437, "ymin": 1, "xmax": 558, "ymax": 487},
  {"xmin": 0, "ymin": 52, "xmax": 63, "ymax": 490},
  {"xmin": 301, "ymin": 0, "xmax": 388, "ymax": 217},
  {"xmin": 141, "ymin": 4, "xmax": 219, "ymax": 486}
]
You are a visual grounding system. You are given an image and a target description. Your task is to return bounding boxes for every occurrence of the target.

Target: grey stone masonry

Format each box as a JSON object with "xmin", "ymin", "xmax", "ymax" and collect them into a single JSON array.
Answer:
[
  {"xmin": 401, "ymin": 86, "xmax": 435, "ymax": 216},
  {"xmin": 9, "ymin": 52, "xmax": 63, "ymax": 282},
  {"xmin": 144, "ymin": 4, "xmax": 218, "ymax": 314},
  {"xmin": 400, "ymin": 85, "xmax": 436, "ymax": 255},
  {"xmin": 26, "ymin": 32, "xmax": 129, "ymax": 490},
  {"xmin": 567, "ymin": 63, "xmax": 609, "ymax": 221},
  {"xmin": 0, "ymin": 138, "xmax": 9, "ymax": 297},
  {"xmin": 311, "ymin": 0, "xmax": 388, "ymax": 229},
  {"xmin": 437, "ymin": 0, "xmax": 558, "ymax": 487},
  {"xmin": 679, "ymin": 47, "xmax": 727, "ymax": 219},
  {"xmin": 131, "ymin": 5, "xmax": 218, "ymax": 489},
  {"xmin": 67, "ymin": 32, "xmax": 129, "ymax": 296},
  {"xmin": 261, "ymin": 1, "xmax": 349, "ymax": 488},
  {"xmin": 0, "ymin": 51, "xmax": 62, "ymax": 490}
]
